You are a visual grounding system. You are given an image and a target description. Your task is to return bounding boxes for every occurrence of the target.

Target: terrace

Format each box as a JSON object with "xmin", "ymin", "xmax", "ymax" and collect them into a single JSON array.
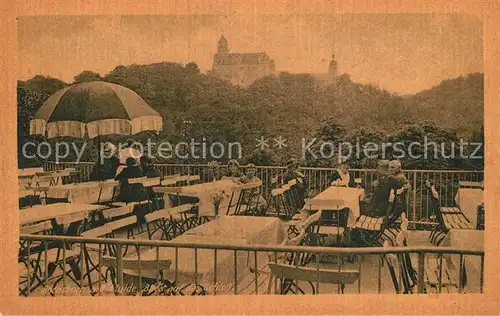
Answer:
[{"xmin": 18, "ymin": 162, "xmax": 484, "ymax": 296}]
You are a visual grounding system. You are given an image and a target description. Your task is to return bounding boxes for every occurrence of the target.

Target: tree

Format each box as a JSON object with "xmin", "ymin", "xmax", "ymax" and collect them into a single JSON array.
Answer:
[
  {"xmin": 185, "ymin": 62, "xmax": 200, "ymax": 75},
  {"xmin": 73, "ymin": 71, "xmax": 103, "ymax": 84}
]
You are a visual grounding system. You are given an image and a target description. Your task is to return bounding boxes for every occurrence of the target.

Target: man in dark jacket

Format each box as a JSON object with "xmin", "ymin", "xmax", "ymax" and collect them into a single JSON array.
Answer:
[
  {"xmin": 115, "ymin": 157, "xmax": 146, "ymax": 203},
  {"xmin": 283, "ymin": 158, "xmax": 308, "ymax": 209}
]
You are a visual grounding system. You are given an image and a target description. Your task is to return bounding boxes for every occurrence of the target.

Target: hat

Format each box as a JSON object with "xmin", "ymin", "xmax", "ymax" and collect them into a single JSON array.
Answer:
[{"xmin": 103, "ymin": 142, "xmax": 116, "ymax": 154}]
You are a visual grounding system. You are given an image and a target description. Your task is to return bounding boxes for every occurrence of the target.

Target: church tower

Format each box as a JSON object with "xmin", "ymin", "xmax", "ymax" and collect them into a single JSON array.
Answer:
[
  {"xmin": 217, "ymin": 35, "xmax": 229, "ymax": 54},
  {"xmin": 328, "ymin": 53, "xmax": 337, "ymax": 85}
]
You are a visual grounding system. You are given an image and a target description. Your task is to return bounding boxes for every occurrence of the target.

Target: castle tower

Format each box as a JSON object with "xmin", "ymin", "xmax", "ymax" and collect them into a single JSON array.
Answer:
[
  {"xmin": 217, "ymin": 35, "xmax": 229, "ymax": 54},
  {"xmin": 328, "ymin": 53, "xmax": 337, "ymax": 84}
]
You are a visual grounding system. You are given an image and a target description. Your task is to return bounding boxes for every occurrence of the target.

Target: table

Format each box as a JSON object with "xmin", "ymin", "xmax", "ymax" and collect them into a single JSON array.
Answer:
[
  {"xmin": 46, "ymin": 181, "xmax": 117, "ymax": 204},
  {"xmin": 174, "ymin": 179, "xmax": 252, "ymax": 217},
  {"xmin": 455, "ymin": 188, "xmax": 484, "ymax": 229},
  {"xmin": 442, "ymin": 229, "xmax": 484, "ymax": 287},
  {"xmin": 124, "ymin": 217, "xmax": 285, "ymax": 293},
  {"xmin": 19, "ymin": 203, "xmax": 106, "ymax": 225},
  {"xmin": 305, "ymin": 187, "xmax": 365, "ymax": 228}
]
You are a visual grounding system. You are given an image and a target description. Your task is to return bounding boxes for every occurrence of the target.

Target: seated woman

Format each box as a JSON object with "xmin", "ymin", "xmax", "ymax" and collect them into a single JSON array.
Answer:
[
  {"xmin": 89, "ymin": 143, "xmax": 119, "ymax": 181},
  {"xmin": 239, "ymin": 164, "xmax": 268, "ymax": 214},
  {"xmin": 140, "ymin": 156, "xmax": 160, "ymax": 178},
  {"xmin": 222, "ymin": 159, "xmax": 243, "ymax": 182},
  {"xmin": 283, "ymin": 158, "xmax": 308, "ymax": 209},
  {"xmin": 363, "ymin": 160, "xmax": 407, "ymax": 218},
  {"xmin": 329, "ymin": 162, "xmax": 355, "ymax": 187},
  {"xmin": 114, "ymin": 157, "xmax": 146, "ymax": 203}
]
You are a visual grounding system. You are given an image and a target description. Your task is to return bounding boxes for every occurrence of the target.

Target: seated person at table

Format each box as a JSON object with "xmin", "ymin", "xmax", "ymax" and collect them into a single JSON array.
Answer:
[
  {"xmin": 116, "ymin": 138, "xmax": 142, "ymax": 176},
  {"xmin": 115, "ymin": 157, "xmax": 147, "ymax": 203},
  {"xmin": 283, "ymin": 158, "xmax": 308, "ymax": 209},
  {"xmin": 329, "ymin": 162, "xmax": 355, "ymax": 187},
  {"xmin": 364, "ymin": 160, "xmax": 407, "ymax": 218},
  {"xmin": 140, "ymin": 156, "xmax": 160, "ymax": 178},
  {"xmin": 239, "ymin": 163, "xmax": 268, "ymax": 212},
  {"xmin": 89, "ymin": 143, "xmax": 119, "ymax": 181},
  {"xmin": 222, "ymin": 159, "xmax": 243, "ymax": 182}
]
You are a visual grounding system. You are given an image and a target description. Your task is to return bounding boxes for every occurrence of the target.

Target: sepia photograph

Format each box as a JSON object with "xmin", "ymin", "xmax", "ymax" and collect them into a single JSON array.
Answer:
[{"xmin": 14, "ymin": 12, "xmax": 486, "ymax": 300}]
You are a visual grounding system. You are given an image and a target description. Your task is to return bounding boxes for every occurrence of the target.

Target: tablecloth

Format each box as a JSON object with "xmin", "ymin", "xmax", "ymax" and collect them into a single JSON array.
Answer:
[
  {"xmin": 455, "ymin": 189, "xmax": 484, "ymax": 229},
  {"xmin": 124, "ymin": 217, "xmax": 285, "ymax": 293},
  {"xmin": 442, "ymin": 229, "xmax": 484, "ymax": 285},
  {"xmin": 305, "ymin": 187, "xmax": 365, "ymax": 228},
  {"xmin": 176, "ymin": 179, "xmax": 250, "ymax": 216}
]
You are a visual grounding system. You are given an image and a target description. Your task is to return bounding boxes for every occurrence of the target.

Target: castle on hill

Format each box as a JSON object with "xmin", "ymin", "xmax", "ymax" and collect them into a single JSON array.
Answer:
[{"xmin": 209, "ymin": 35, "xmax": 338, "ymax": 87}]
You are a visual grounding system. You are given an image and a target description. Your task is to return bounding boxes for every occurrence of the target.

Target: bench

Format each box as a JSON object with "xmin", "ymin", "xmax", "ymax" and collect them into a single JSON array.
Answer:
[{"xmin": 440, "ymin": 207, "xmax": 474, "ymax": 230}]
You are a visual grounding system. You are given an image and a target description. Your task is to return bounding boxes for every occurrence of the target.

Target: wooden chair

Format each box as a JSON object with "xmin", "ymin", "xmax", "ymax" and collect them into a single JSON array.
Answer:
[
  {"xmin": 78, "ymin": 224, "xmax": 115, "ymax": 295},
  {"xmin": 18, "ymin": 220, "xmax": 54, "ymax": 296},
  {"xmin": 97, "ymin": 180, "xmax": 119, "ymax": 205},
  {"xmin": 37, "ymin": 212, "xmax": 89, "ymax": 294},
  {"xmin": 101, "ymin": 256, "xmax": 172, "ymax": 296},
  {"xmin": 144, "ymin": 208, "xmax": 178, "ymax": 241},
  {"xmin": 355, "ymin": 187, "xmax": 407, "ymax": 247},
  {"xmin": 227, "ymin": 182, "xmax": 264, "ymax": 216},
  {"xmin": 268, "ymin": 186, "xmax": 296, "ymax": 220}
]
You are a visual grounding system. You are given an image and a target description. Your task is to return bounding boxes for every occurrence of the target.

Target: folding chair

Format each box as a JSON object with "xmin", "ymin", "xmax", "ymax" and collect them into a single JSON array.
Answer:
[
  {"xmin": 426, "ymin": 181, "xmax": 449, "ymax": 246},
  {"xmin": 311, "ymin": 207, "xmax": 350, "ymax": 247},
  {"xmin": 18, "ymin": 220, "xmax": 54, "ymax": 296},
  {"xmin": 78, "ymin": 224, "xmax": 114, "ymax": 295},
  {"xmin": 101, "ymin": 256, "xmax": 172, "ymax": 296},
  {"xmin": 226, "ymin": 182, "xmax": 262, "ymax": 216},
  {"xmin": 41, "ymin": 212, "xmax": 89, "ymax": 294},
  {"xmin": 268, "ymin": 186, "xmax": 296, "ymax": 220},
  {"xmin": 355, "ymin": 187, "xmax": 407, "ymax": 247},
  {"xmin": 144, "ymin": 208, "xmax": 178, "ymax": 241}
]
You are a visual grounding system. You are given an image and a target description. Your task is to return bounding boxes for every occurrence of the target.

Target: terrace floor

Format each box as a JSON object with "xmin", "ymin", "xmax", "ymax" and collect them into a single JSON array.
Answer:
[{"xmin": 19, "ymin": 230, "xmax": 482, "ymax": 296}]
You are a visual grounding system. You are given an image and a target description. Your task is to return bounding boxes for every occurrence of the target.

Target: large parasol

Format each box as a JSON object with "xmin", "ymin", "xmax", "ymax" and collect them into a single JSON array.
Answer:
[{"xmin": 30, "ymin": 81, "xmax": 162, "ymax": 139}]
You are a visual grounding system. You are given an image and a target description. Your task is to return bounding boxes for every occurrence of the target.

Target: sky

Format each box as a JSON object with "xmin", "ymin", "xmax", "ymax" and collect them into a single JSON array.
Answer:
[{"xmin": 17, "ymin": 14, "xmax": 483, "ymax": 95}]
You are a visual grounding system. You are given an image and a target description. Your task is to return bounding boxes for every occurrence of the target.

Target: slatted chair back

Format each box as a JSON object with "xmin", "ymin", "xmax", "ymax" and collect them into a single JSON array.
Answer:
[
  {"xmin": 267, "ymin": 187, "xmax": 293, "ymax": 219},
  {"xmin": 20, "ymin": 220, "xmax": 53, "ymax": 235},
  {"xmin": 281, "ymin": 184, "xmax": 299, "ymax": 216},
  {"xmin": 284, "ymin": 182, "xmax": 300, "ymax": 213},
  {"xmin": 425, "ymin": 181, "xmax": 449, "ymax": 246},
  {"xmin": 102, "ymin": 204, "xmax": 135, "ymax": 221},
  {"xmin": 144, "ymin": 208, "xmax": 172, "ymax": 240},
  {"xmin": 186, "ymin": 175, "xmax": 201, "ymax": 185},
  {"xmin": 106, "ymin": 215, "xmax": 138, "ymax": 233},
  {"xmin": 100, "ymin": 255, "xmax": 172, "ymax": 295},
  {"xmin": 81, "ymin": 224, "xmax": 113, "ymax": 239},
  {"xmin": 229, "ymin": 181, "xmax": 262, "ymax": 216},
  {"xmin": 97, "ymin": 180, "xmax": 119, "ymax": 205},
  {"xmin": 154, "ymin": 186, "xmax": 184, "ymax": 207},
  {"xmin": 169, "ymin": 203, "xmax": 197, "ymax": 218},
  {"xmin": 267, "ymin": 263, "xmax": 359, "ymax": 288}
]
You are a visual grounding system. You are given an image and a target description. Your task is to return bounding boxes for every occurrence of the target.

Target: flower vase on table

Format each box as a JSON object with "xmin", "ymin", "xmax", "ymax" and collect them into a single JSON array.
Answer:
[
  {"xmin": 214, "ymin": 203, "xmax": 220, "ymax": 224},
  {"xmin": 211, "ymin": 188, "xmax": 225, "ymax": 224}
]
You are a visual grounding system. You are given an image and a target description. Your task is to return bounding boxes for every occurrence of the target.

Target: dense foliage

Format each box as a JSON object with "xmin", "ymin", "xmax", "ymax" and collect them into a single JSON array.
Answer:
[{"xmin": 17, "ymin": 63, "xmax": 484, "ymax": 169}]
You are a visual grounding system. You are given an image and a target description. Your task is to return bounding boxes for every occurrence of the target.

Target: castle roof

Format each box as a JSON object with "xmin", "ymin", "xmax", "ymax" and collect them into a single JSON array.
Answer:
[{"xmin": 214, "ymin": 52, "xmax": 274, "ymax": 65}]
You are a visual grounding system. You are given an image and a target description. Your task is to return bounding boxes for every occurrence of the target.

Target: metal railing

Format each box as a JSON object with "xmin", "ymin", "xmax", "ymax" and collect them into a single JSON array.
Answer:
[
  {"xmin": 41, "ymin": 162, "xmax": 483, "ymax": 226},
  {"xmin": 19, "ymin": 234, "xmax": 484, "ymax": 296}
]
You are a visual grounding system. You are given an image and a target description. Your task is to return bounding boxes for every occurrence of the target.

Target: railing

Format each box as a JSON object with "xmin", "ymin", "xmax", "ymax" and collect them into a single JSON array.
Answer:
[
  {"xmin": 41, "ymin": 162, "xmax": 484, "ymax": 226},
  {"xmin": 19, "ymin": 234, "xmax": 484, "ymax": 296}
]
